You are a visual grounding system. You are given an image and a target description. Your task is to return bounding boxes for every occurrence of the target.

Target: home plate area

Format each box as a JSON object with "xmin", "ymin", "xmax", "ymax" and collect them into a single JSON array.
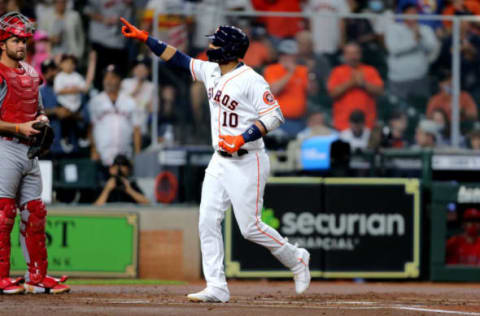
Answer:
[{"xmin": 2, "ymin": 281, "xmax": 480, "ymax": 316}]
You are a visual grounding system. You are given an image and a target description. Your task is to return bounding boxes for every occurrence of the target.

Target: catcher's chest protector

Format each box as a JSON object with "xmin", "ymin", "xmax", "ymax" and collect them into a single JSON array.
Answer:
[{"xmin": 0, "ymin": 61, "xmax": 39, "ymax": 123}]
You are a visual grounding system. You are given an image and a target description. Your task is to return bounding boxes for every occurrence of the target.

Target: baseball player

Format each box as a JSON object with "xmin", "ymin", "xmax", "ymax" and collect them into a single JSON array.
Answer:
[
  {"xmin": 120, "ymin": 19, "xmax": 310, "ymax": 302},
  {"xmin": 0, "ymin": 12, "xmax": 69, "ymax": 294}
]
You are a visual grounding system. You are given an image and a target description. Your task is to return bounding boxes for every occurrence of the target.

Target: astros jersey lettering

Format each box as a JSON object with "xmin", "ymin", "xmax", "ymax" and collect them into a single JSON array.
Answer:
[{"xmin": 189, "ymin": 59, "xmax": 279, "ymax": 151}]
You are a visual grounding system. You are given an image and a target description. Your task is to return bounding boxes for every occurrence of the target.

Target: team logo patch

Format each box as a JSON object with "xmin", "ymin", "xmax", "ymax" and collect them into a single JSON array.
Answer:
[{"xmin": 263, "ymin": 91, "xmax": 275, "ymax": 105}]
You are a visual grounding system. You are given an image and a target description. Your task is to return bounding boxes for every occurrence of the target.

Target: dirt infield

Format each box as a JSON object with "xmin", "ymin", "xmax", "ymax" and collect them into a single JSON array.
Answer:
[{"xmin": 2, "ymin": 281, "xmax": 480, "ymax": 315}]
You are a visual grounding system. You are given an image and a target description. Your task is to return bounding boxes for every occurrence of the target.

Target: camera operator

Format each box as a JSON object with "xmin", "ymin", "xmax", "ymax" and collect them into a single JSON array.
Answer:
[{"xmin": 94, "ymin": 154, "xmax": 150, "ymax": 206}]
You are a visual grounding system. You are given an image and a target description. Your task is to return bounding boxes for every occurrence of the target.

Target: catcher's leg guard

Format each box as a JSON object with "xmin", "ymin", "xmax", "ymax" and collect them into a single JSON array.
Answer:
[
  {"xmin": 0, "ymin": 198, "xmax": 16, "ymax": 278},
  {"xmin": 20, "ymin": 200, "xmax": 47, "ymax": 284},
  {"xmin": 0, "ymin": 198, "xmax": 23, "ymax": 294},
  {"xmin": 20, "ymin": 200, "xmax": 69, "ymax": 294}
]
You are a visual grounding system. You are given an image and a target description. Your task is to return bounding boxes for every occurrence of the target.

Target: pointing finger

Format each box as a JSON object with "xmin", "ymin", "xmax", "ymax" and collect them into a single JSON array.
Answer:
[{"xmin": 119, "ymin": 17, "xmax": 132, "ymax": 27}]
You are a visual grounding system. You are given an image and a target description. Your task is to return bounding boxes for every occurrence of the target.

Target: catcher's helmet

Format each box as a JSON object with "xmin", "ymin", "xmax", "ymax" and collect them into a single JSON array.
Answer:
[
  {"xmin": 206, "ymin": 25, "xmax": 249, "ymax": 64},
  {"xmin": 0, "ymin": 11, "xmax": 34, "ymax": 41}
]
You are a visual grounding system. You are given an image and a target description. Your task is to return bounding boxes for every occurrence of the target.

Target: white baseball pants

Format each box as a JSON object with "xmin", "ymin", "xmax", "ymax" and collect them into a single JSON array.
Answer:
[{"xmin": 198, "ymin": 150, "xmax": 287, "ymax": 302}]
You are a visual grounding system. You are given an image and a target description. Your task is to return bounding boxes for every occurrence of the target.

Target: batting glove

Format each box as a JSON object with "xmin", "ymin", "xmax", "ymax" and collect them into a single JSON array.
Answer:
[
  {"xmin": 120, "ymin": 17, "xmax": 149, "ymax": 42},
  {"xmin": 219, "ymin": 135, "xmax": 245, "ymax": 154}
]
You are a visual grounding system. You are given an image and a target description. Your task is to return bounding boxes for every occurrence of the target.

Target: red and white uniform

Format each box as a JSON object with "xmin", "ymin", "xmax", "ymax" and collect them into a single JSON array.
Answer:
[
  {"xmin": 446, "ymin": 235, "xmax": 480, "ymax": 265},
  {"xmin": 189, "ymin": 59, "xmax": 290, "ymax": 302},
  {"xmin": 0, "ymin": 61, "xmax": 49, "ymax": 285}
]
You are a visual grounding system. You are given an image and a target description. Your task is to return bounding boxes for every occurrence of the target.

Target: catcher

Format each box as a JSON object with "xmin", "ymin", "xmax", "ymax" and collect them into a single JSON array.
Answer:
[{"xmin": 0, "ymin": 12, "xmax": 68, "ymax": 294}]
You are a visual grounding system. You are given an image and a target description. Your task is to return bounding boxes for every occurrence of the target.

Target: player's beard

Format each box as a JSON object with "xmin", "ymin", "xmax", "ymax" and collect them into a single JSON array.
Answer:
[{"xmin": 5, "ymin": 46, "xmax": 25, "ymax": 61}]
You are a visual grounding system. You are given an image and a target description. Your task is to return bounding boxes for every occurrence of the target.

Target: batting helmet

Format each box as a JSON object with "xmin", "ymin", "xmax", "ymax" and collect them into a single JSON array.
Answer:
[
  {"xmin": 0, "ymin": 11, "xmax": 34, "ymax": 41},
  {"xmin": 206, "ymin": 26, "xmax": 249, "ymax": 64}
]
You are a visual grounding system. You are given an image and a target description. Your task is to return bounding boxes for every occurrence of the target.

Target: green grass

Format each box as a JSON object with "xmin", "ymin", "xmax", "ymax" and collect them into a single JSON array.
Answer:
[{"xmin": 66, "ymin": 279, "xmax": 187, "ymax": 285}]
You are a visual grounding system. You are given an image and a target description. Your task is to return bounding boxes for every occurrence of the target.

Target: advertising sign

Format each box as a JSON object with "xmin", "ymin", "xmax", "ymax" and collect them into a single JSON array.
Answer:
[
  {"xmin": 11, "ymin": 211, "xmax": 138, "ymax": 277},
  {"xmin": 225, "ymin": 178, "xmax": 420, "ymax": 278}
]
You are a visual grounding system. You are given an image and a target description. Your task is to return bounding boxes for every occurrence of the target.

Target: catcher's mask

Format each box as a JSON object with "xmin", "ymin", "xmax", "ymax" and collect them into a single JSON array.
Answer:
[{"xmin": 0, "ymin": 11, "xmax": 34, "ymax": 42}]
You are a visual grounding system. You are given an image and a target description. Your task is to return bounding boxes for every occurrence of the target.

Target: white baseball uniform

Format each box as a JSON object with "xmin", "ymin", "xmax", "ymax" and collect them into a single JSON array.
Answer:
[{"xmin": 190, "ymin": 58, "xmax": 292, "ymax": 302}]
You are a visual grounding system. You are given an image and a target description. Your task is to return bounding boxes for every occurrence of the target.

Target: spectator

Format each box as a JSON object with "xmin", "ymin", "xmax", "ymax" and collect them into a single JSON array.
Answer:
[
  {"xmin": 94, "ymin": 154, "xmax": 149, "ymax": 206},
  {"xmin": 39, "ymin": 59, "xmax": 65, "ymax": 154},
  {"xmin": 0, "ymin": 0, "xmax": 6, "ymax": 17},
  {"xmin": 31, "ymin": 30, "xmax": 51, "ymax": 76},
  {"xmin": 242, "ymin": 25, "xmax": 274, "ymax": 70},
  {"xmin": 142, "ymin": 0, "xmax": 193, "ymax": 53},
  {"xmin": 84, "ymin": 0, "xmax": 132, "ymax": 89},
  {"xmin": 345, "ymin": 0, "xmax": 378, "ymax": 47},
  {"xmin": 426, "ymin": 70, "xmax": 478, "ymax": 122},
  {"xmin": 397, "ymin": 0, "xmax": 445, "ymax": 32},
  {"xmin": 431, "ymin": 108, "xmax": 451, "ymax": 145},
  {"xmin": 306, "ymin": 0, "xmax": 350, "ymax": 56},
  {"xmin": 37, "ymin": 0, "xmax": 85, "ymax": 59},
  {"xmin": 365, "ymin": 0, "xmax": 395, "ymax": 46},
  {"xmin": 340, "ymin": 110, "xmax": 371, "ymax": 152},
  {"xmin": 446, "ymin": 208, "xmax": 480, "ymax": 265},
  {"xmin": 251, "ymin": 0, "xmax": 304, "ymax": 41},
  {"xmin": 7, "ymin": 0, "xmax": 35, "ymax": 19},
  {"xmin": 385, "ymin": 4, "xmax": 440, "ymax": 100},
  {"xmin": 434, "ymin": 21, "xmax": 480, "ymax": 94},
  {"xmin": 121, "ymin": 55, "xmax": 154, "ymax": 142},
  {"xmin": 327, "ymin": 42, "xmax": 384, "ymax": 131},
  {"xmin": 89, "ymin": 65, "xmax": 142, "ymax": 166},
  {"xmin": 413, "ymin": 119, "xmax": 440, "ymax": 148},
  {"xmin": 468, "ymin": 123, "xmax": 480, "ymax": 150},
  {"xmin": 297, "ymin": 110, "xmax": 336, "ymax": 140},
  {"xmin": 295, "ymin": 30, "xmax": 331, "ymax": 95},
  {"xmin": 54, "ymin": 54, "xmax": 89, "ymax": 152},
  {"xmin": 443, "ymin": 0, "xmax": 480, "ymax": 30},
  {"xmin": 192, "ymin": 0, "xmax": 251, "ymax": 53},
  {"xmin": 264, "ymin": 39, "xmax": 309, "ymax": 137},
  {"xmin": 384, "ymin": 110, "xmax": 409, "ymax": 148}
]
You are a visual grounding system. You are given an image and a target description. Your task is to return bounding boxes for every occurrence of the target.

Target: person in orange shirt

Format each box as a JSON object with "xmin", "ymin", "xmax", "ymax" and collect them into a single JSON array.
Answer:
[
  {"xmin": 264, "ymin": 39, "xmax": 309, "ymax": 137},
  {"xmin": 443, "ymin": 0, "xmax": 480, "ymax": 30},
  {"xmin": 242, "ymin": 26, "xmax": 274, "ymax": 70},
  {"xmin": 327, "ymin": 43, "xmax": 384, "ymax": 131},
  {"xmin": 426, "ymin": 70, "xmax": 478, "ymax": 122},
  {"xmin": 251, "ymin": 0, "xmax": 304, "ymax": 40}
]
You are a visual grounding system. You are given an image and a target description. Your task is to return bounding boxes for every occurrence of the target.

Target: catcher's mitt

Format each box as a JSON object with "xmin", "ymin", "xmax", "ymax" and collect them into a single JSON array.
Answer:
[{"xmin": 27, "ymin": 121, "xmax": 54, "ymax": 159}]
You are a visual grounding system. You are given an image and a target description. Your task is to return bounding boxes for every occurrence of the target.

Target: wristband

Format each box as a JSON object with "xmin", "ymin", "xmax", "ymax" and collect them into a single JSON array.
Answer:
[
  {"xmin": 146, "ymin": 37, "xmax": 167, "ymax": 56},
  {"xmin": 241, "ymin": 124, "xmax": 262, "ymax": 143},
  {"xmin": 15, "ymin": 124, "xmax": 19, "ymax": 133}
]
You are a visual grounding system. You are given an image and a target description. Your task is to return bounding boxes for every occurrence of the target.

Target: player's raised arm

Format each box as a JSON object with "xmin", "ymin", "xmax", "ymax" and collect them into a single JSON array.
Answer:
[{"xmin": 120, "ymin": 17, "xmax": 190, "ymax": 69}]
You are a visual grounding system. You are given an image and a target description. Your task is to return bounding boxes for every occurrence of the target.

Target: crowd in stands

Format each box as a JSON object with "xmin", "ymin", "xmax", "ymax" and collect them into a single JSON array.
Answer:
[{"xmin": 7, "ymin": 0, "xmax": 480, "ymax": 182}]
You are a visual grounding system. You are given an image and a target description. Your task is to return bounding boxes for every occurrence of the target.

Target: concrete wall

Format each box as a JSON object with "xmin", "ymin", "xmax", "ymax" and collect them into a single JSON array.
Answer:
[{"xmin": 49, "ymin": 205, "xmax": 201, "ymax": 280}]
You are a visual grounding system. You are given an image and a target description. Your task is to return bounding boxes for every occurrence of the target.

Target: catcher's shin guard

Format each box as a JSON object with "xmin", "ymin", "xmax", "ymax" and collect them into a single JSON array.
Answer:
[
  {"xmin": 0, "ymin": 198, "xmax": 16, "ymax": 279},
  {"xmin": 20, "ymin": 200, "xmax": 47, "ymax": 284},
  {"xmin": 20, "ymin": 200, "xmax": 69, "ymax": 294},
  {"xmin": 0, "ymin": 199, "xmax": 23, "ymax": 294}
]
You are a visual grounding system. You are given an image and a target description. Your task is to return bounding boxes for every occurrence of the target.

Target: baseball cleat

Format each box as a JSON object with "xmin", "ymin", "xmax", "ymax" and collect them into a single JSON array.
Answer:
[
  {"xmin": 0, "ymin": 277, "xmax": 25, "ymax": 294},
  {"xmin": 293, "ymin": 248, "xmax": 311, "ymax": 294},
  {"xmin": 25, "ymin": 275, "xmax": 70, "ymax": 294},
  {"xmin": 187, "ymin": 289, "xmax": 225, "ymax": 303}
]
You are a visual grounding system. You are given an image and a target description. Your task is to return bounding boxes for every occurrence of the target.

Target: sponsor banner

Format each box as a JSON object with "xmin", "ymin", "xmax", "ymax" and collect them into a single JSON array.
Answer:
[
  {"xmin": 225, "ymin": 178, "xmax": 420, "ymax": 278},
  {"xmin": 11, "ymin": 211, "xmax": 138, "ymax": 277}
]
